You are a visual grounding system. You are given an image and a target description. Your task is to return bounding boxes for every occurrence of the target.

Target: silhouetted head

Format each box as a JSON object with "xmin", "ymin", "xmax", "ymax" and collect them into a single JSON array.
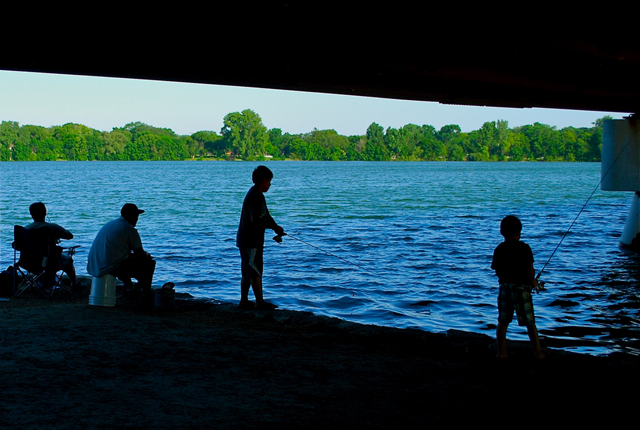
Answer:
[
  {"xmin": 121, "ymin": 203, "xmax": 145, "ymax": 226},
  {"xmin": 252, "ymin": 165, "xmax": 273, "ymax": 184},
  {"xmin": 500, "ymin": 215, "xmax": 522, "ymax": 238},
  {"xmin": 29, "ymin": 202, "xmax": 47, "ymax": 222}
]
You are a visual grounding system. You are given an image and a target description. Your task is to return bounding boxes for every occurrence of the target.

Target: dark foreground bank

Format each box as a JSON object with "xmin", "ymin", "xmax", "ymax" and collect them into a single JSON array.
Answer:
[{"xmin": 1, "ymin": 284, "xmax": 638, "ymax": 429}]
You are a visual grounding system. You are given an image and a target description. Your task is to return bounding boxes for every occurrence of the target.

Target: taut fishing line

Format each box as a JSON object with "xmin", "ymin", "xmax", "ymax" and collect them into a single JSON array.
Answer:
[
  {"xmin": 274, "ymin": 233, "xmax": 424, "ymax": 319},
  {"xmin": 277, "ymin": 233, "xmax": 380, "ymax": 278},
  {"xmin": 536, "ymin": 135, "xmax": 631, "ymax": 282}
]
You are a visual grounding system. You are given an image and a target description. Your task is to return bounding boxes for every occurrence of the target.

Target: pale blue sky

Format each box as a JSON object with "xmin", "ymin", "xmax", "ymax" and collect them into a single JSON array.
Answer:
[{"xmin": 0, "ymin": 70, "xmax": 629, "ymax": 137}]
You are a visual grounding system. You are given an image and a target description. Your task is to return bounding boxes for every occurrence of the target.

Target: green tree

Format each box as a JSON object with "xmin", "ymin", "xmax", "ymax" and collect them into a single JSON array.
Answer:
[
  {"xmin": 103, "ymin": 129, "xmax": 131, "ymax": 160},
  {"xmin": 559, "ymin": 127, "xmax": 578, "ymax": 161},
  {"xmin": 345, "ymin": 135, "xmax": 366, "ymax": 160},
  {"xmin": 448, "ymin": 143, "xmax": 465, "ymax": 160},
  {"xmin": 0, "ymin": 121, "xmax": 19, "ymax": 161},
  {"xmin": 518, "ymin": 122, "xmax": 560, "ymax": 160},
  {"xmin": 436, "ymin": 124, "xmax": 461, "ymax": 143},
  {"xmin": 221, "ymin": 110, "xmax": 269, "ymax": 160},
  {"xmin": 288, "ymin": 137, "xmax": 310, "ymax": 160},
  {"xmin": 594, "ymin": 115, "xmax": 613, "ymax": 128},
  {"xmin": 266, "ymin": 128, "xmax": 285, "ymax": 159},
  {"xmin": 495, "ymin": 120, "xmax": 511, "ymax": 160},
  {"xmin": 302, "ymin": 129, "xmax": 349, "ymax": 160},
  {"xmin": 476, "ymin": 121, "xmax": 497, "ymax": 160},
  {"xmin": 363, "ymin": 123, "xmax": 389, "ymax": 160},
  {"xmin": 384, "ymin": 127, "xmax": 405, "ymax": 159},
  {"xmin": 191, "ymin": 130, "xmax": 223, "ymax": 158},
  {"xmin": 53, "ymin": 123, "xmax": 97, "ymax": 161},
  {"xmin": 17, "ymin": 124, "xmax": 57, "ymax": 160},
  {"xmin": 506, "ymin": 132, "xmax": 529, "ymax": 161},
  {"xmin": 414, "ymin": 125, "xmax": 443, "ymax": 160},
  {"xmin": 115, "ymin": 122, "xmax": 184, "ymax": 160},
  {"xmin": 86, "ymin": 129, "xmax": 106, "ymax": 160},
  {"xmin": 386, "ymin": 125, "xmax": 425, "ymax": 160},
  {"xmin": 587, "ymin": 126, "xmax": 602, "ymax": 162},
  {"xmin": 400, "ymin": 124, "xmax": 429, "ymax": 160}
]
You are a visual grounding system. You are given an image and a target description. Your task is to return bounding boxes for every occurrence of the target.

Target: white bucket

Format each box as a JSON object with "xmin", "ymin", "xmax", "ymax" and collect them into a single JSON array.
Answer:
[{"xmin": 89, "ymin": 274, "xmax": 117, "ymax": 307}]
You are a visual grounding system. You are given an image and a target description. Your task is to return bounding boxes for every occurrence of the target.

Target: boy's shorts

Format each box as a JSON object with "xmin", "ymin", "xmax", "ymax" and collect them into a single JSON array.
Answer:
[
  {"xmin": 239, "ymin": 247, "xmax": 263, "ymax": 278},
  {"xmin": 498, "ymin": 283, "xmax": 536, "ymax": 326}
]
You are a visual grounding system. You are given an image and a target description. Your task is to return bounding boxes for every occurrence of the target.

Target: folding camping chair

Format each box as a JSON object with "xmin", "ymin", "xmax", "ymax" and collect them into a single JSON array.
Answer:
[{"xmin": 12, "ymin": 225, "xmax": 73, "ymax": 298}]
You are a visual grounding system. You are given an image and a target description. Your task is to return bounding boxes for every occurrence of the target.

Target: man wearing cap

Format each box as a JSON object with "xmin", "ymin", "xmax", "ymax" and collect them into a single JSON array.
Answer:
[{"xmin": 87, "ymin": 203, "xmax": 155, "ymax": 300}]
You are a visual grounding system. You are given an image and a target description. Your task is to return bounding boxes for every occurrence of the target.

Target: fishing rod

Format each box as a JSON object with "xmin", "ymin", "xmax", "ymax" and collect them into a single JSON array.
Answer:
[
  {"xmin": 44, "ymin": 206, "xmax": 81, "ymax": 255},
  {"xmin": 274, "ymin": 233, "xmax": 380, "ymax": 277},
  {"xmin": 537, "ymin": 134, "xmax": 632, "ymax": 281}
]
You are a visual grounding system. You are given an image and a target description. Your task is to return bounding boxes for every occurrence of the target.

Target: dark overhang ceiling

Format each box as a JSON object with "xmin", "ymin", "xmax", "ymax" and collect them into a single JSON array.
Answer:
[{"xmin": 2, "ymin": 7, "xmax": 638, "ymax": 115}]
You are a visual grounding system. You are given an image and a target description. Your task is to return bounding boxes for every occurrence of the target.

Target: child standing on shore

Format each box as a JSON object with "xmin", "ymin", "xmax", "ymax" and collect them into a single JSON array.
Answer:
[
  {"xmin": 491, "ymin": 215, "xmax": 545, "ymax": 359},
  {"xmin": 236, "ymin": 166, "xmax": 285, "ymax": 310}
]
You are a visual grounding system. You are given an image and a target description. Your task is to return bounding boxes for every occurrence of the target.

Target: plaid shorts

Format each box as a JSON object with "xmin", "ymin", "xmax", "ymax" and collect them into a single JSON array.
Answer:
[{"xmin": 498, "ymin": 283, "xmax": 536, "ymax": 326}]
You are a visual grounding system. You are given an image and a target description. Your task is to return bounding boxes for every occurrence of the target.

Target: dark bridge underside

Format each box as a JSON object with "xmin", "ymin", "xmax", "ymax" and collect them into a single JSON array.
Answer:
[{"xmin": 2, "ymin": 7, "xmax": 638, "ymax": 115}]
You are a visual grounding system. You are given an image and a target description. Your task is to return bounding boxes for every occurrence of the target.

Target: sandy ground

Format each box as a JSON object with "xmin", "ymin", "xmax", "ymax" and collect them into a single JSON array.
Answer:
[{"xmin": 1, "ymin": 282, "xmax": 639, "ymax": 429}]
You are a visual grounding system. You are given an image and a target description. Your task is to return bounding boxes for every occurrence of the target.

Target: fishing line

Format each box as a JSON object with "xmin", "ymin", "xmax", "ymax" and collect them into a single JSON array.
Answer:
[
  {"xmin": 276, "ymin": 233, "xmax": 425, "ymax": 319},
  {"xmin": 281, "ymin": 233, "xmax": 381, "ymax": 277},
  {"xmin": 537, "ymin": 135, "xmax": 631, "ymax": 279}
]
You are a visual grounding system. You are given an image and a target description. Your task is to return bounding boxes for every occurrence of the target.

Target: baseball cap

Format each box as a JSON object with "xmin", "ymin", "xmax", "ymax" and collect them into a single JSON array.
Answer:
[{"xmin": 121, "ymin": 203, "xmax": 145, "ymax": 218}]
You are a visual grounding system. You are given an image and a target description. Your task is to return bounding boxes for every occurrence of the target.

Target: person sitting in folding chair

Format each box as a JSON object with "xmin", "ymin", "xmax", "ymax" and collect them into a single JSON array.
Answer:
[{"xmin": 25, "ymin": 202, "xmax": 79, "ymax": 288}]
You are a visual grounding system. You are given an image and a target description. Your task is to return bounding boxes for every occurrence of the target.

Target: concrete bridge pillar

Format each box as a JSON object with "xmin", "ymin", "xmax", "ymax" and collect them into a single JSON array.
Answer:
[{"xmin": 601, "ymin": 117, "xmax": 640, "ymax": 250}]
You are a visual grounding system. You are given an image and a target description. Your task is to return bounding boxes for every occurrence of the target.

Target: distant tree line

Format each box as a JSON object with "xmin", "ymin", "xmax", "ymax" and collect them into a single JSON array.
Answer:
[{"xmin": 0, "ymin": 110, "xmax": 611, "ymax": 162}]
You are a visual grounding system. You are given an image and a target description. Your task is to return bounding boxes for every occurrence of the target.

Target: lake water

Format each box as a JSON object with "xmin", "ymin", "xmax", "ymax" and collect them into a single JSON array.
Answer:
[{"xmin": 2, "ymin": 161, "xmax": 639, "ymax": 356}]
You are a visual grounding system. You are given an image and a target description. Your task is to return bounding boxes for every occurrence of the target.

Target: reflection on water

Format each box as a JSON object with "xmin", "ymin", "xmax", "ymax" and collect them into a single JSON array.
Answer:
[{"xmin": 1, "ymin": 161, "xmax": 639, "ymax": 356}]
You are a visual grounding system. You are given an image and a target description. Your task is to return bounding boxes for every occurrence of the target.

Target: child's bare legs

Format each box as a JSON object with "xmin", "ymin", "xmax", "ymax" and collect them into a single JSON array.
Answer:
[
  {"xmin": 240, "ymin": 276, "xmax": 253, "ymax": 304},
  {"xmin": 496, "ymin": 321, "xmax": 509, "ymax": 358},
  {"xmin": 526, "ymin": 323, "xmax": 546, "ymax": 359},
  {"xmin": 497, "ymin": 321, "xmax": 545, "ymax": 359},
  {"xmin": 240, "ymin": 275, "xmax": 267, "ymax": 307}
]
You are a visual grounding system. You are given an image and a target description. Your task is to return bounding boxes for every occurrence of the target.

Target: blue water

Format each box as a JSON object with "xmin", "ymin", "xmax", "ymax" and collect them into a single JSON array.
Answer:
[{"xmin": 2, "ymin": 161, "xmax": 639, "ymax": 356}]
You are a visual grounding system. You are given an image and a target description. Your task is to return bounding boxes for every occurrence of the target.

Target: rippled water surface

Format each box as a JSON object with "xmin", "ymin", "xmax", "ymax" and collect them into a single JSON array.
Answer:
[{"xmin": 2, "ymin": 161, "xmax": 639, "ymax": 356}]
